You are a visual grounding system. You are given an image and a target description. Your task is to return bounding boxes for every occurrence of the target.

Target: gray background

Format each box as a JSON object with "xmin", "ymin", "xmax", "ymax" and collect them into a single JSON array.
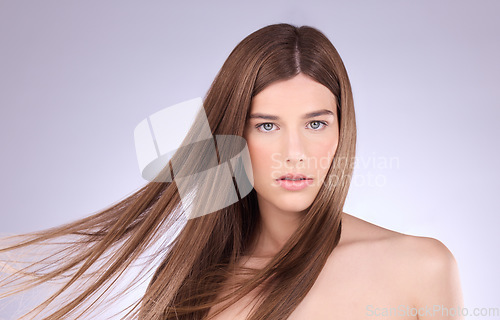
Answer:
[{"xmin": 1, "ymin": 0, "xmax": 498, "ymax": 317}]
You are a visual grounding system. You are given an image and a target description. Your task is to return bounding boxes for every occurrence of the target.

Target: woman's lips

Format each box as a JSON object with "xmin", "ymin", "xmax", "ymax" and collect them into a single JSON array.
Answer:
[
  {"xmin": 278, "ymin": 173, "xmax": 310, "ymax": 180},
  {"xmin": 276, "ymin": 177, "xmax": 313, "ymax": 191}
]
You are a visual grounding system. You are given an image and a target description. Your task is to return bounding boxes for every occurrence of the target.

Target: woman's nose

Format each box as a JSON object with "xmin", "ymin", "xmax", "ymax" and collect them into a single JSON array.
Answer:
[{"xmin": 283, "ymin": 130, "xmax": 306, "ymax": 166}]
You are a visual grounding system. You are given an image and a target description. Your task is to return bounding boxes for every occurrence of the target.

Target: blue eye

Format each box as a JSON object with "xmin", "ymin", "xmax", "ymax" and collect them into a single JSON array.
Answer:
[
  {"xmin": 308, "ymin": 121, "xmax": 328, "ymax": 130},
  {"xmin": 256, "ymin": 123, "xmax": 277, "ymax": 132},
  {"xmin": 255, "ymin": 121, "xmax": 328, "ymax": 133}
]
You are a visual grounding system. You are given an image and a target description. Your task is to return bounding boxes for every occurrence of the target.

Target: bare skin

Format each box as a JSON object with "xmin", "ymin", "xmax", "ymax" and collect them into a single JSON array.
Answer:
[
  {"xmin": 207, "ymin": 74, "xmax": 464, "ymax": 319},
  {"xmin": 207, "ymin": 212, "xmax": 464, "ymax": 319}
]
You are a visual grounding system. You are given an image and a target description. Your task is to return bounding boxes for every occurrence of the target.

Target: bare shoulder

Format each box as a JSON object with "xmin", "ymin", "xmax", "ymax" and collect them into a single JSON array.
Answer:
[
  {"xmin": 338, "ymin": 212, "xmax": 459, "ymax": 271},
  {"xmin": 338, "ymin": 211, "xmax": 456, "ymax": 263},
  {"xmin": 337, "ymin": 212, "xmax": 463, "ymax": 309}
]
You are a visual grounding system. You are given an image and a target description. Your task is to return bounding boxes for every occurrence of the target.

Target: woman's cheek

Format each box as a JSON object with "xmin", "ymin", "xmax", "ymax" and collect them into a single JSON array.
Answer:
[{"xmin": 247, "ymin": 142, "xmax": 266, "ymax": 181}]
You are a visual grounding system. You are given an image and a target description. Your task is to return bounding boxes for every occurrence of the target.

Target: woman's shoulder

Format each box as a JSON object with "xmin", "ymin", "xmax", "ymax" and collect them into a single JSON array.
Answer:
[
  {"xmin": 337, "ymin": 212, "xmax": 462, "ymax": 305},
  {"xmin": 338, "ymin": 211, "xmax": 456, "ymax": 264}
]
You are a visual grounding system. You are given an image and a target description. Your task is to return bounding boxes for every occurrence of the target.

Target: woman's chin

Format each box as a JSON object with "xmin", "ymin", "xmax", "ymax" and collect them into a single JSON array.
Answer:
[
  {"xmin": 255, "ymin": 184, "xmax": 316, "ymax": 212},
  {"xmin": 273, "ymin": 200, "xmax": 313, "ymax": 214}
]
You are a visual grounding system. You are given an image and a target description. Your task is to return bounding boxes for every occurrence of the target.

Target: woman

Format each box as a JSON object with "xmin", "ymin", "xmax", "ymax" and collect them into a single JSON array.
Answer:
[{"xmin": 0, "ymin": 23, "xmax": 463, "ymax": 319}]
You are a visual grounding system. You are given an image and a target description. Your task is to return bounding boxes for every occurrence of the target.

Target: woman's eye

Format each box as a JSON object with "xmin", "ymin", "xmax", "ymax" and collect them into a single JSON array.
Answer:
[
  {"xmin": 256, "ymin": 123, "xmax": 277, "ymax": 132},
  {"xmin": 255, "ymin": 121, "xmax": 328, "ymax": 133},
  {"xmin": 308, "ymin": 120, "xmax": 328, "ymax": 130}
]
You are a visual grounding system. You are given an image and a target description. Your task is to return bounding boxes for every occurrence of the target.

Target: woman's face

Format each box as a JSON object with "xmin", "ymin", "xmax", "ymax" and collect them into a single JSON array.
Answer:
[{"xmin": 243, "ymin": 73, "xmax": 340, "ymax": 214}]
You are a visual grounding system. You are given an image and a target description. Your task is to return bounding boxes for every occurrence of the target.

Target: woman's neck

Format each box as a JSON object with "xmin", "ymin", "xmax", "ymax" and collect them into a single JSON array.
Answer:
[{"xmin": 248, "ymin": 196, "xmax": 306, "ymax": 258}]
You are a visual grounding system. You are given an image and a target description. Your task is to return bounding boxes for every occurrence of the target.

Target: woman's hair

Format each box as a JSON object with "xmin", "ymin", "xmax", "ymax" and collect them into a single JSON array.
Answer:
[{"xmin": 0, "ymin": 23, "xmax": 356, "ymax": 319}]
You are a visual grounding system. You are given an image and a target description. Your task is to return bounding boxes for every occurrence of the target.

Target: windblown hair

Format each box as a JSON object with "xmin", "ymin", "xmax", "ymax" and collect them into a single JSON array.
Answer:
[{"xmin": 0, "ymin": 23, "xmax": 356, "ymax": 319}]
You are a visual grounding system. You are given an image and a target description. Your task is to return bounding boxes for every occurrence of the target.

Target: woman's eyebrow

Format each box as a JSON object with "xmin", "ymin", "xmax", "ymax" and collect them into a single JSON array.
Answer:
[{"xmin": 248, "ymin": 109, "xmax": 335, "ymax": 120}]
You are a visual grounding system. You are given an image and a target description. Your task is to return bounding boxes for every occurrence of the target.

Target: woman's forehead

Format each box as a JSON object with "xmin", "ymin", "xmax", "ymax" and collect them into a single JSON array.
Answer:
[{"xmin": 249, "ymin": 74, "xmax": 337, "ymax": 115}]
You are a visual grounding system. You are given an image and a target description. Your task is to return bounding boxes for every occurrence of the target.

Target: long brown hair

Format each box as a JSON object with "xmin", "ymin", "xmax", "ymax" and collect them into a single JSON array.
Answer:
[{"xmin": 0, "ymin": 23, "xmax": 356, "ymax": 319}]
